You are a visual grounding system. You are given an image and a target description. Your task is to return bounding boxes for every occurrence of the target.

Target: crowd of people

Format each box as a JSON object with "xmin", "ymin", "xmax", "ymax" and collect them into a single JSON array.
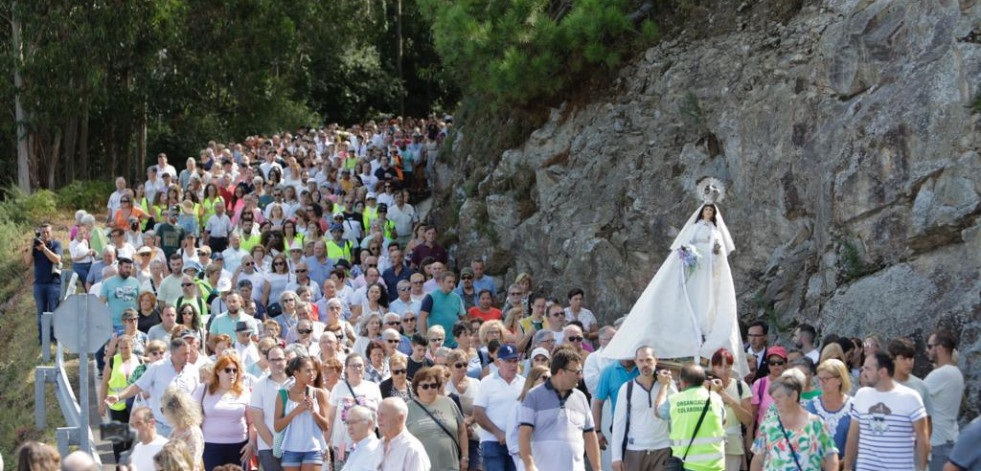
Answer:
[{"xmin": 20, "ymin": 116, "xmax": 978, "ymax": 471}]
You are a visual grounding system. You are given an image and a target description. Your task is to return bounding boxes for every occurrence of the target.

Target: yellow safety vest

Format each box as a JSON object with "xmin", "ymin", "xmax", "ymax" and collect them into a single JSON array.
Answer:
[
  {"xmin": 363, "ymin": 205, "xmax": 379, "ymax": 229},
  {"xmin": 326, "ymin": 238, "xmax": 352, "ymax": 262},
  {"xmin": 240, "ymin": 232, "xmax": 262, "ymax": 252},
  {"xmin": 107, "ymin": 354, "xmax": 141, "ymax": 411},
  {"xmin": 668, "ymin": 387, "xmax": 725, "ymax": 471}
]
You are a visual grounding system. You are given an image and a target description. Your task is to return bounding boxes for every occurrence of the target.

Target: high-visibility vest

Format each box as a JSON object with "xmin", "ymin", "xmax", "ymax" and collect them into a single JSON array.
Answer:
[
  {"xmin": 363, "ymin": 205, "xmax": 379, "ymax": 229},
  {"xmin": 240, "ymin": 232, "xmax": 262, "ymax": 252},
  {"xmin": 668, "ymin": 387, "xmax": 725, "ymax": 471},
  {"xmin": 326, "ymin": 238, "xmax": 352, "ymax": 262},
  {"xmin": 107, "ymin": 354, "xmax": 141, "ymax": 411}
]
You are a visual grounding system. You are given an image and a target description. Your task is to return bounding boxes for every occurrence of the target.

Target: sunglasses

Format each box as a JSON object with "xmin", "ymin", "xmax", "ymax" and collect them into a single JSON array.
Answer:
[
  {"xmin": 274, "ymin": 261, "xmax": 286, "ymax": 266},
  {"xmin": 298, "ymin": 329, "xmax": 313, "ymax": 335},
  {"xmin": 386, "ymin": 339, "xmax": 400, "ymax": 344},
  {"xmin": 567, "ymin": 336, "xmax": 583, "ymax": 342},
  {"xmin": 223, "ymin": 368, "xmax": 238, "ymax": 374},
  {"xmin": 550, "ymin": 313, "xmax": 564, "ymax": 317},
  {"xmin": 398, "ymin": 287, "xmax": 411, "ymax": 291},
  {"xmin": 508, "ymin": 292, "xmax": 522, "ymax": 296},
  {"xmin": 403, "ymin": 317, "xmax": 416, "ymax": 322},
  {"xmin": 295, "ymin": 269, "xmax": 308, "ymax": 273},
  {"xmin": 769, "ymin": 360, "xmax": 786, "ymax": 366},
  {"xmin": 181, "ymin": 283, "xmax": 195, "ymax": 287},
  {"xmin": 386, "ymin": 321, "xmax": 400, "ymax": 326},
  {"xmin": 462, "ymin": 276, "xmax": 473, "ymax": 280},
  {"xmin": 418, "ymin": 383, "xmax": 439, "ymax": 390},
  {"xmin": 454, "ymin": 362, "xmax": 467, "ymax": 369},
  {"xmin": 392, "ymin": 369, "xmax": 406, "ymax": 375},
  {"xmin": 243, "ymin": 262, "xmax": 254, "ymax": 266},
  {"xmin": 429, "ymin": 338, "xmax": 444, "ymax": 343}
]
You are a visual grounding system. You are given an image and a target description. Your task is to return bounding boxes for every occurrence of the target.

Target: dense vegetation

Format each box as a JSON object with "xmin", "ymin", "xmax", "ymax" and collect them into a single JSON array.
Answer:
[
  {"xmin": 0, "ymin": 0, "xmax": 658, "ymax": 193},
  {"xmin": 0, "ymin": 0, "xmax": 455, "ymax": 191}
]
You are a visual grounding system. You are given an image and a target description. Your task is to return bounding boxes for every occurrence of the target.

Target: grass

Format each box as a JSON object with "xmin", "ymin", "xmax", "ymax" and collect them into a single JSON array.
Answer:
[{"xmin": 0, "ymin": 186, "xmax": 97, "ymax": 462}]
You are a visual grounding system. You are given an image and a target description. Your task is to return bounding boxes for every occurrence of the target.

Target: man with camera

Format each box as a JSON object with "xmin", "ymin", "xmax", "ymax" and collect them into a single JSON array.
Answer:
[{"xmin": 32, "ymin": 223, "xmax": 63, "ymax": 343}]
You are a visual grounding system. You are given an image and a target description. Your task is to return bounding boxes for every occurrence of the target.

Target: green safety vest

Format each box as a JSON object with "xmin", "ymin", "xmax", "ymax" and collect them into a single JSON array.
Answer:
[
  {"xmin": 326, "ymin": 238, "xmax": 352, "ymax": 262},
  {"xmin": 362, "ymin": 205, "xmax": 379, "ymax": 229},
  {"xmin": 668, "ymin": 386, "xmax": 725, "ymax": 471},
  {"xmin": 107, "ymin": 354, "xmax": 141, "ymax": 411},
  {"xmin": 240, "ymin": 232, "xmax": 262, "ymax": 252}
]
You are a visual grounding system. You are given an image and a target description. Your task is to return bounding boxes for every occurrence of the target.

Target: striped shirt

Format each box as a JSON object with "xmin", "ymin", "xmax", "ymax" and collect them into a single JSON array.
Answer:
[{"xmin": 850, "ymin": 384, "xmax": 927, "ymax": 471}]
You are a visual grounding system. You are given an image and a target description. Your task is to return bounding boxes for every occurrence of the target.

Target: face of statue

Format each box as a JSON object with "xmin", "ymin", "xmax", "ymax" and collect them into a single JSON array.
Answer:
[{"xmin": 701, "ymin": 205, "xmax": 715, "ymax": 221}]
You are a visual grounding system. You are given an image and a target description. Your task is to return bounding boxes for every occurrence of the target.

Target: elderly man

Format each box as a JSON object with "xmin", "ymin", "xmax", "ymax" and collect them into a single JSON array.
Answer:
[
  {"xmin": 475, "ymin": 344, "xmax": 525, "ymax": 471},
  {"xmin": 381, "ymin": 326, "xmax": 408, "ymax": 357},
  {"xmin": 128, "ymin": 405, "xmax": 168, "ymax": 471},
  {"xmin": 389, "ymin": 279, "xmax": 421, "ymax": 317},
  {"xmin": 377, "ymin": 397, "xmax": 430, "ymax": 471},
  {"xmin": 286, "ymin": 261, "xmax": 322, "ymax": 300},
  {"xmin": 305, "ymin": 240, "xmax": 334, "ymax": 287},
  {"xmin": 221, "ymin": 232, "xmax": 249, "ymax": 272},
  {"xmin": 342, "ymin": 405, "xmax": 382, "ymax": 471},
  {"xmin": 86, "ymin": 246, "xmax": 118, "ymax": 292},
  {"xmin": 106, "ymin": 337, "xmax": 200, "ymax": 437}
]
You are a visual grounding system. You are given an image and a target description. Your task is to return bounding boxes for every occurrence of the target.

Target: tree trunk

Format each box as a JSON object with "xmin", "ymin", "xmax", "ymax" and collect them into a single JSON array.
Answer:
[
  {"xmin": 47, "ymin": 126, "xmax": 62, "ymax": 189},
  {"xmin": 79, "ymin": 90, "xmax": 90, "ymax": 179},
  {"xmin": 396, "ymin": 0, "xmax": 404, "ymax": 115},
  {"xmin": 108, "ymin": 121, "xmax": 117, "ymax": 177},
  {"xmin": 137, "ymin": 99, "xmax": 147, "ymax": 184},
  {"xmin": 12, "ymin": 0, "xmax": 31, "ymax": 192},
  {"xmin": 64, "ymin": 116, "xmax": 79, "ymax": 182}
]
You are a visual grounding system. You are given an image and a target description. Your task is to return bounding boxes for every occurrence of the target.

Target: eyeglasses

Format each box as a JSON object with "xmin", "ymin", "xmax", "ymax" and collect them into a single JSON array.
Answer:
[
  {"xmin": 298, "ymin": 329, "xmax": 313, "ymax": 335},
  {"xmin": 386, "ymin": 339, "xmax": 400, "ymax": 344},
  {"xmin": 454, "ymin": 362, "xmax": 467, "ymax": 369},
  {"xmin": 274, "ymin": 261, "xmax": 286, "ymax": 266},
  {"xmin": 398, "ymin": 287, "xmax": 411, "ymax": 292},
  {"xmin": 508, "ymin": 291, "xmax": 521, "ymax": 296},
  {"xmin": 550, "ymin": 312, "xmax": 564, "ymax": 318},
  {"xmin": 429, "ymin": 337, "xmax": 444, "ymax": 343},
  {"xmin": 223, "ymin": 368, "xmax": 238, "ymax": 374},
  {"xmin": 283, "ymin": 299, "xmax": 296, "ymax": 303},
  {"xmin": 418, "ymin": 382, "xmax": 439, "ymax": 390},
  {"xmin": 149, "ymin": 350, "xmax": 164, "ymax": 356},
  {"xmin": 564, "ymin": 368, "xmax": 583, "ymax": 376},
  {"xmin": 347, "ymin": 363, "xmax": 365, "ymax": 370},
  {"xmin": 768, "ymin": 359, "xmax": 786, "ymax": 366},
  {"xmin": 181, "ymin": 283, "xmax": 194, "ymax": 287},
  {"xmin": 124, "ymin": 318, "xmax": 138, "ymax": 323},
  {"xmin": 567, "ymin": 336, "xmax": 583, "ymax": 342},
  {"xmin": 295, "ymin": 269, "xmax": 308, "ymax": 273},
  {"xmin": 816, "ymin": 375, "xmax": 838, "ymax": 382},
  {"xmin": 386, "ymin": 321, "xmax": 400, "ymax": 326}
]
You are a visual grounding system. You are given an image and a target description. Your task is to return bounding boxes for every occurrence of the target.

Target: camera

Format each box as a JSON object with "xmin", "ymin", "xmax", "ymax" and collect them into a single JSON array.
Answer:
[
  {"xmin": 100, "ymin": 421, "xmax": 135, "ymax": 444},
  {"xmin": 34, "ymin": 228, "xmax": 44, "ymax": 248}
]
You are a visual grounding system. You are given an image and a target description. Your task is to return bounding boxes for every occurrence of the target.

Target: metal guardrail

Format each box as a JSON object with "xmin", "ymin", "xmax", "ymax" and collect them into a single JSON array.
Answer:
[{"xmin": 35, "ymin": 309, "xmax": 104, "ymax": 466}]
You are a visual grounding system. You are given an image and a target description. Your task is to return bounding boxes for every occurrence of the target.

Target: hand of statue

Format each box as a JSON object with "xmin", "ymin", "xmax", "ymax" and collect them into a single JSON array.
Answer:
[{"xmin": 713, "ymin": 242, "xmax": 721, "ymax": 255}]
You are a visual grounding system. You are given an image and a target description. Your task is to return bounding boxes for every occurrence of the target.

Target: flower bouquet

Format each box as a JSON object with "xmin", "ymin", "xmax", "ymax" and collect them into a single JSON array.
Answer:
[{"xmin": 678, "ymin": 244, "xmax": 701, "ymax": 279}]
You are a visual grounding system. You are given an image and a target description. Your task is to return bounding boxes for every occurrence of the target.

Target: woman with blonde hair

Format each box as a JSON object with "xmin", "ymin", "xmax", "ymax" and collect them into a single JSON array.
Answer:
[
  {"xmin": 505, "ymin": 366, "xmax": 551, "ymax": 471},
  {"xmin": 161, "ymin": 387, "xmax": 205, "ymax": 470},
  {"xmin": 353, "ymin": 312, "xmax": 383, "ymax": 358},
  {"xmin": 15, "ymin": 441, "xmax": 60, "ymax": 471},
  {"xmin": 446, "ymin": 348, "xmax": 482, "ymax": 469},
  {"xmin": 819, "ymin": 343, "xmax": 847, "ymax": 364},
  {"xmin": 804, "ymin": 359, "xmax": 852, "ymax": 461},
  {"xmin": 154, "ymin": 441, "xmax": 196, "ymax": 471},
  {"xmin": 501, "ymin": 307, "xmax": 524, "ymax": 345}
]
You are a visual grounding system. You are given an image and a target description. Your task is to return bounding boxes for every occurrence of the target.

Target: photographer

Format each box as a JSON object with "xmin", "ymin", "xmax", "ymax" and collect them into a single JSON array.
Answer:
[{"xmin": 32, "ymin": 223, "xmax": 62, "ymax": 343}]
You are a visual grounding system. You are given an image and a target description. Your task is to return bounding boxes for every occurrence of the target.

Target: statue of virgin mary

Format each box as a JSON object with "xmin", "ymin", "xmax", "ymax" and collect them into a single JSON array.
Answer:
[{"xmin": 603, "ymin": 179, "xmax": 748, "ymax": 376}]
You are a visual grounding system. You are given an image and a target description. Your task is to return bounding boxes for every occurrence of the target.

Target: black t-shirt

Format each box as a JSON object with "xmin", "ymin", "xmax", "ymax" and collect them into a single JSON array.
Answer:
[
  {"xmin": 406, "ymin": 356, "xmax": 434, "ymax": 381},
  {"xmin": 137, "ymin": 309, "xmax": 162, "ymax": 334}
]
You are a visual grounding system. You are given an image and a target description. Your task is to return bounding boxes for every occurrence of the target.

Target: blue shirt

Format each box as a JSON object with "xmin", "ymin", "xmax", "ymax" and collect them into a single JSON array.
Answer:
[
  {"xmin": 381, "ymin": 263, "xmax": 415, "ymax": 302},
  {"xmin": 33, "ymin": 239, "xmax": 63, "ymax": 284},
  {"xmin": 303, "ymin": 255, "xmax": 334, "ymax": 288},
  {"xmin": 100, "ymin": 275, "xmax": 141, "ymax": 328},
  {"xmin": 594, "ymin": 361, "xmax": 639, "ymax": 414},
  {"xmin": 472, "ymin": 275, "xmax": 496, "ymax": 297}
]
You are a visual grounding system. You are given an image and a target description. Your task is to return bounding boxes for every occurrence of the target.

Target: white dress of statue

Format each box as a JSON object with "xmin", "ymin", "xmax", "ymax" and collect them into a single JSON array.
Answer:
[{"xmin": 603, "ymin": 181, "xmax": 748, "ymax": 377}]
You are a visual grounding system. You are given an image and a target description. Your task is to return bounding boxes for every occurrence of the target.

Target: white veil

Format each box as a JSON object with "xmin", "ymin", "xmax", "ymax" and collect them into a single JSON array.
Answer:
[{"xmin": 669, "ymin": 204, "xmax": 735, "ymax": 255}]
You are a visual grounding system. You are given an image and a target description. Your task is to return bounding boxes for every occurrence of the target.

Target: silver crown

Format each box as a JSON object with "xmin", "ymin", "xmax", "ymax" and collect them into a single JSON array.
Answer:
[{"xmin": 696, "ymin": 177, "xmax": 726, "ymax": 204}]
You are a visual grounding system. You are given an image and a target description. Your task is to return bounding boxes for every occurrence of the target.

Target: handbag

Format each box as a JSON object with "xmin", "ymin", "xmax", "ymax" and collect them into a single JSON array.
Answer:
[
  {"xmin": 777, "ymin": 416, "xmax": 804, "ymax": 471},
  {"xmin": 664, "ymin": 395, "xmax": 713, "ymax": 471},
  {"xmin": 272, "ymin": 389, "xmax": 288, "ymax": 458}
]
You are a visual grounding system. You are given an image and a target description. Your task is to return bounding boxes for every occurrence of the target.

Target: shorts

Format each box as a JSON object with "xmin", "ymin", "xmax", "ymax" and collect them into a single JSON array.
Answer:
[{"xmin": 281, "ymin": 450, "xmax": 324, "ymax": 467}]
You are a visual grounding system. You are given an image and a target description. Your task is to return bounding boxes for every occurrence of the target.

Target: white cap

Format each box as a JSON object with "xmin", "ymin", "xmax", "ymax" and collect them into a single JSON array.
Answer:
[{"xmin": 531, "ymin": 347, "xmax": 551, "ymax": 359}]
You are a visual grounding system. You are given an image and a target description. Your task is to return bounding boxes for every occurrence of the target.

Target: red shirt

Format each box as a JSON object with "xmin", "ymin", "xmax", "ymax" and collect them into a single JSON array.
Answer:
[{"xmin": 467, "ymin": 307, "xmax": 502, "ymax": 323}]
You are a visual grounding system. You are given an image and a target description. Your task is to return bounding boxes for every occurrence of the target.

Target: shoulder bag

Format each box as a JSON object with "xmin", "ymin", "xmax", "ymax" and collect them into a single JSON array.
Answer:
[
  {"xmin": 664, "ymin": 395, "xmax": 712, "ymax": 471},
  {"xmin": 777, "ymin": 416, "xmax": 804, "ymax": 471},
  {"xmin": 272, "ymin": 389, "xmax": 288, "ymax": 458},
  {"xmin": 412, "ymin": 398, "xmax": 461, "ymax": 457}
]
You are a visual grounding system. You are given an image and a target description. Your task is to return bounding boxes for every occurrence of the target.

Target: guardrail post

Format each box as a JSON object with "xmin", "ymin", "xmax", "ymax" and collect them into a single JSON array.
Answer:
[
  {"xmin": 41, "ymin": 312, "xmax": 52, "ymax": 363},
  {"xmin": 34, "ymin": 368, "xmax": 46, "ymax": 428},
  {"xmin": 56, "ymin": 427, "xmax": 72, "ymax": 457}
]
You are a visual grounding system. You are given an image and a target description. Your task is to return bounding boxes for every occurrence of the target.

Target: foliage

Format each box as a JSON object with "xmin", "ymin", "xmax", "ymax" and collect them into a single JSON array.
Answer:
[
  {"xmin": 55, "ymin": 181, "xmax": 116, "ymax": 214},
  {"xmin": 0, "ymin": 0, "xmax": 457, "ymax": 190},
  {"xmin": 837, "ymin": 238, "xmax": 876, "ymax": 281},
  {"xmin": 0, "ymin": 187, "xmax": 57, "ymax": 225},
  {"xmin": 419, "ymin": 0, "xmax": 658, "ymax": 109}
]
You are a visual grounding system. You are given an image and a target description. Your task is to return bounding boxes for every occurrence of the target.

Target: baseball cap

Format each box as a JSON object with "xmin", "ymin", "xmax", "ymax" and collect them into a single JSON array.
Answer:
[
  {"xmin": 460, "ymin": 267, "xmax": 474, "ymax": 278},
  {"xmin": 377, "ymin": 203, "xmax": 388, "ymax": 212},
  {"xmin": 178, "ymin": 329, "xmax": 200, "ymax": 340},
  {"xmin": 216, "ymin": 278, "xmax": 232, "ymax": 293},
  {"xmin": 366, "ymin": 193, "xmax": 377, "ymax": 200},
  {"xmin": 122, "ymin": 310, "xmax": 139, "ymax": 321},
  {"xmin": 235, "ymin": 321, "xmax": 254, "ymax": 333},
  {"xmin": 330, "ymin": 223, "xmax": 343, "ymax": 232},
  {"xmin": 767, "ymin": 346, "xmax": 788, "ymax": 361},
  {"xmin": 183, "ymin": 260, "xmax": 203, "ymax": 274},
  {"xmin": 497, "ymin": 344, "xmax": 519, "ymax": 361},
  {"xmin": 136, "ymin": 246, "xmax": 152, "ymax": 255},
  {"xmin": 530, "ymin": 347, "xmax": 551, "ymax": 360}
]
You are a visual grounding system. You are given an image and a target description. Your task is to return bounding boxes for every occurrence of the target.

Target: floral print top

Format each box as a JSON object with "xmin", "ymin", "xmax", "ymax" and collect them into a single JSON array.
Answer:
[{"xmin": 751, "ymin": 411, "xmax": 838, "ymax": 470}]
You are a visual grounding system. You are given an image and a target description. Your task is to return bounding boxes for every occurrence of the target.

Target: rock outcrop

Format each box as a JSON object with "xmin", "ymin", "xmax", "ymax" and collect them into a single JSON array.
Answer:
[{"xmin": 437, "ymin": 0, "xmax": 981, "ymax": 418}]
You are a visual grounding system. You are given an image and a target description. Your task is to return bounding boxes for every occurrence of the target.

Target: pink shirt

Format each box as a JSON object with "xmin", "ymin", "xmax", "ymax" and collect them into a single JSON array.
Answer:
[
  {"xmin": 194, "ymin": 384, "xmax": 252, "ymax": 443},
  {"xmin": 750, "ymin": 376, "xmax": 773, "ymax": 428}
]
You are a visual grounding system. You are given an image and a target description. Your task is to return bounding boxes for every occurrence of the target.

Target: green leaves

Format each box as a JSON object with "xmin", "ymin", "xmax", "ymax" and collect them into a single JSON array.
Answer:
[{"xmin": 420, "ymin": 0, "xmax": 659, "ymax": 110}]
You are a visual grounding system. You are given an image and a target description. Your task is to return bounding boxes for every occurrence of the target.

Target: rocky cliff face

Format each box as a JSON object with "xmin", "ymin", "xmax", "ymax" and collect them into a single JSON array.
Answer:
[{"xmin": 436, "ymin": 0, "xmax": 981, "ymax": 417}]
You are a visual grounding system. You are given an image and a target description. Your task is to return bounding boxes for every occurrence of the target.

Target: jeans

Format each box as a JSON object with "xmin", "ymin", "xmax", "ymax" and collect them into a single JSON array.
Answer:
[
  {"xmin": 257, "ymin": 449, "xmax": 284, "ymax": 471},
  {"xmin": 482, "ymin": 441, "xmax": 516, "ymax": 471},
  {"xmin": 930, "ymin": 443, "xmax": 954, "ymax": 471},
  {"xmin": 33, "ymin": 282, "xmax": 61, "ymax": 343},
  {"xmin": 203, "ymin": 440, "xmax": 247, "ymax": 471}
]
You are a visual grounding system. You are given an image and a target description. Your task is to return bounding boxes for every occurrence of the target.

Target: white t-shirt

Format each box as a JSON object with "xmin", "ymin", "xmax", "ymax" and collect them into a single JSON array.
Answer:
[
  {"xmin": 473, "ymin": 372, "xmax": 525, "ymax": 443},
  {"xmin": 923, "ymin": 364, "xmax": 964, "ymax": 445},
  {"xmin": 611, "ymin": 378, "xmax": 675, "ymax": 461},
  {"xmin": 249, "ymin": 375, "xmax": 289, "ymax": 450},
  {"xmin": 328, "ymin": 380, "xmax": 382, "ymax": 451},
  {"xmin": 850, "ymin": 384, "xmax": 927, "ymax": 471},
  {"xmin": 129, "ymin": 435, "xmax": 168, "ymax": 471},
  {"xmin": 564, "ymin": 307, "xmax": 597, "ymax": 332}
]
